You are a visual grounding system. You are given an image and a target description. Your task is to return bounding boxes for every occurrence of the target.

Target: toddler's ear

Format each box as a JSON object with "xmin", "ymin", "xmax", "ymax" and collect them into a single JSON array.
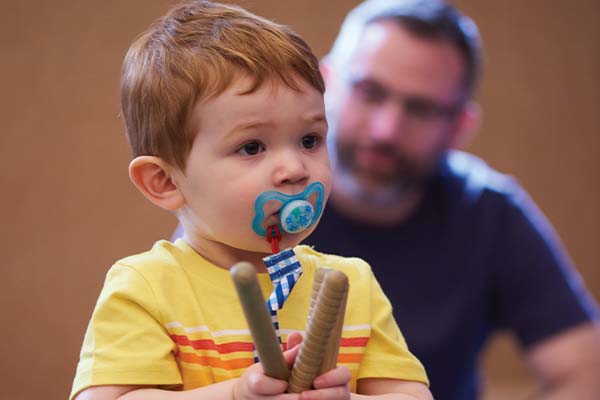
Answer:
[{"xmin": 128, "ymin": 156, "xmax": 184, "ymax": 211}]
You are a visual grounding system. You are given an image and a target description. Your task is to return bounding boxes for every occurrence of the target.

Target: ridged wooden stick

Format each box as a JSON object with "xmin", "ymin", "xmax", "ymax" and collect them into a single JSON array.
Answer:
[
  {"xmin": 308, "ymin": 268, "xmax": 347, "ymax": 373},
  {"xmin": 288, "ymin": 269, "xmax": 348, "ymax": 393},
  {"xmin": 320, "ymin": 285, "xmax": 347, "ymax": 374},
  {"xmin": 308, "ymin": 267, "xmax": 329, "ymax": 318},
  {"xmin": 230, "ymin": 262, "xmax": 289, "ymax": 381}
]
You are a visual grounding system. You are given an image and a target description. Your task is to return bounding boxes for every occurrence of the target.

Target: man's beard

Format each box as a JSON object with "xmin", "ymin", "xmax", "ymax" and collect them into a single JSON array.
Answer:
[{"xmin": 333, "ymin": 139, "xmax": 443, "ymax": 207}]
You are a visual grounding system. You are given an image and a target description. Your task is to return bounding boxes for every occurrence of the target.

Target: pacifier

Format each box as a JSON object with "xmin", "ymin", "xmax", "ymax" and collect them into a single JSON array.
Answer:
[{"xmin": 252, "ymin": 182, "xmax": 325, "ymax": 237}]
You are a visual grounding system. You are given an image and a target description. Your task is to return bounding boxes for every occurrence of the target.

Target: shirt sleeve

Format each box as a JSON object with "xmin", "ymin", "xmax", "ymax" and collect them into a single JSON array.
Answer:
[
  {"xmin": 70, "ymin": 263, "xmax": 182, "ymax": 399},
  {"xmin": 490, "ymin": 186, "xmax": 599, "ymax": 347},
  {"xmin": 357, "ymin": 264, "xmax": 429, "ymax": 385}
]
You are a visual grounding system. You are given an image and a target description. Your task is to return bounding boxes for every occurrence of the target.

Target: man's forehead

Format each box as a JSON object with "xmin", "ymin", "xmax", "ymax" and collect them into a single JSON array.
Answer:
[{"xmin": 350, "ymin": 21, "xmax": 467, "ymax": 101}]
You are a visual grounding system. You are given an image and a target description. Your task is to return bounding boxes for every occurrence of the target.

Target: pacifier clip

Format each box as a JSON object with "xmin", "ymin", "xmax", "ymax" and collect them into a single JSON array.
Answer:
[{"xmin": 266, "ymin": 225, "xmax": 282, "ymax": 254}]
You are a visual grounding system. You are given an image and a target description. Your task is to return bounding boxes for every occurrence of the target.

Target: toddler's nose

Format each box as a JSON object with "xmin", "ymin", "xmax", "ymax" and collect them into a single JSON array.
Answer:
[{"xmin": 273, "ymin": 150, "xmax": 309, "ymax": 186}]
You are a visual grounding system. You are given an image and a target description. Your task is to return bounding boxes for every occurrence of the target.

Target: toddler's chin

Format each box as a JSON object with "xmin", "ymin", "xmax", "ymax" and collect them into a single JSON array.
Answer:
[
  {"xmin": 282, "ymin": 229, "xmax": 313, "ymax": 248},
  {"xmin": 243, "ymin": 228, "xmax": 314, "ymax": 256}
]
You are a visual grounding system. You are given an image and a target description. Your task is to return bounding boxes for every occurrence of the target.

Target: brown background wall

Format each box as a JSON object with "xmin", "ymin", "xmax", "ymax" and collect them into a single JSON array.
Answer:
[{"xmin": 1, "ymin": 1, "xmax": 598, "ymax": 399}]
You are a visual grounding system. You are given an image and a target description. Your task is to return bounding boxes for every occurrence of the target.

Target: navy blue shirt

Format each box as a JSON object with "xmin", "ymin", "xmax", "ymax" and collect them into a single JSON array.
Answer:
[{"xmin": 305, "ymin": 151, "xmax": 598, "ymax": 400}]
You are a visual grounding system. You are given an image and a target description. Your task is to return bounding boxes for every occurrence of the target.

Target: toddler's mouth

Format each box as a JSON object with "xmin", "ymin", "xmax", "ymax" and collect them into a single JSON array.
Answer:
[{"xmin": 262, "ymin": 210, "xmax": 281, "ymax": 229}]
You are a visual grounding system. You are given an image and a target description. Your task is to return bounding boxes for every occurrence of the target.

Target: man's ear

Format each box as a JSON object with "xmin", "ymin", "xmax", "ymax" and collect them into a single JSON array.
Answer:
[
  {"xmin": 449, "ymin": 101, "xmax": 482, "ymax": 149},
  {"xmin": 128, "ymin": 156, "xmax": 184, "ymax": 211}
]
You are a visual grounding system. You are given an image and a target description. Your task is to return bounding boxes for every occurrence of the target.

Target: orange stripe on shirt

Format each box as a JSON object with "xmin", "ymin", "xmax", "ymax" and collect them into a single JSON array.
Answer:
[
  {"xmin": 179, "ymin": 349, "xmax": 363, "ymax": 369},
  {"xmin": 174, "ymin": 335, "xmax": 369, "ymax": 368},
  {"xmin": 178, "ymin": 352, "xmax": 254, "ymax": 370},
  {"xmin": 281, "ymin": 336, "xmax": 369, "ymax": 350},
  {"xmin": 171, "ymin": 334, "xmax": 254, "ymax": 353},
  {"xmin": 340, "ymin": 337, "xmax": 369, "ymax": 347},
  {"xmin": 338, "ymin": 353, "xmax": 364, "ymax": 364}
]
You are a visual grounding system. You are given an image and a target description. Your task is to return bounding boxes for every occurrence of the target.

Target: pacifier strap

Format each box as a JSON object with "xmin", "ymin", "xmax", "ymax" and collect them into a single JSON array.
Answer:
[
  {"xmin": 265, "ymin": 225, "xmax": 282, "ymax": 254},
  {"xmin": 261, "ymin": 247, "xmax": 303, "ymax": 358}
]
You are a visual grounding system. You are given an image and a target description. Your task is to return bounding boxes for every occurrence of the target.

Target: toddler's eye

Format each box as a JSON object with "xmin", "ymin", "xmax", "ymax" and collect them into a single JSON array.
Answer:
[
  {"xmin": 301, "ymin": 134, "xmax": 319, "ymax": 149},
  {"xmin": 237, "ymin": 141, "xmax": 265, "ymax": 156}
]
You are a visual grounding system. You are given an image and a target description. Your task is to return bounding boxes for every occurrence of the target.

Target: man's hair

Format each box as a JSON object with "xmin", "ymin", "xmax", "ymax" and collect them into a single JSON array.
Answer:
[
  {"xmin": 121, "ymin": 0, "xmax": 324, "ymax": 169},
  {"xmin": 327, "ymin": 0, "xmax": 482, "ymax": 96}
]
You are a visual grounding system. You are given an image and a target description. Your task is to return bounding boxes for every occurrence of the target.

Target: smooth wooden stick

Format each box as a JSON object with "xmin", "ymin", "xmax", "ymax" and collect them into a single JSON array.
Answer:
[
  {"xmin": 230, "ymin": 262, "xmax": 289, "ymax": 381},
  {"xmin": 288, "ymin": 269, "xmax": 349, "ymax": 393}
]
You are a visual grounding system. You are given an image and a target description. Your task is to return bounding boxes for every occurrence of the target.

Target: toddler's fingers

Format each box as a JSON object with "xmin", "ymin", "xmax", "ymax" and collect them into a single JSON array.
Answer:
[
  {"xmin": 287, "ymin": 331, "xmax": 303, "ymax": 349},
  {"xmin": 246, "ymin": 370, "xmax": 288, "ymax": 395},
  {"xmin": 283, "ymin": 337, "xmax": 302, "ymax": 367},
  {"xmin": 312, "ymin": 366, "xmax": 352, "ymax": 389},
  {"xmin": 298, "ymin": 385, "xmax": 350, "ymax": 400}
]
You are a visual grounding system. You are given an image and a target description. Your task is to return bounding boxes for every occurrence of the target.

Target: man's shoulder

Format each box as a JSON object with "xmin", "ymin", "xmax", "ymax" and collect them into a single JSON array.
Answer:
[{"xmin": 440, "ymin": 150, "xmax": 523, "ymax": 206}]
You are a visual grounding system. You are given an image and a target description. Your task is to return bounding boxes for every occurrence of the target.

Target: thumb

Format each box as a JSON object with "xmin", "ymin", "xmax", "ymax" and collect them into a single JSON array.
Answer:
[
  {"xmin": 287, "ymin": 331, "xmax": 303, "ymax": 349},
  {"xmin": 284, "ymin": 332, "xmax": 303, "ymax": 367}
]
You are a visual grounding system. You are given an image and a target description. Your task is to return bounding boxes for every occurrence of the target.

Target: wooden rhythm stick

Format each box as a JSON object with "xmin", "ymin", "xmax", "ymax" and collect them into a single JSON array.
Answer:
[
  {"xmin": 307, "ymin": 267, "xmax": 328, "ymax": 317},
  {"xmin": 230, "ymin": 262, "xmax": 290, "ymax": 381},
  {"xmin": 320, "ymin": 271, "xmax": 348, "ymax": 374},
  {"xmin": 231, "ymin": 263, "xmax": 349, "ymax": 392},
  {"xmin": 288, "ymin": 269, "xmax": 349, "ymax": 393},
  {"xmin": 306, "ymin": 267, "xmax": 348, "ymax": 374}
]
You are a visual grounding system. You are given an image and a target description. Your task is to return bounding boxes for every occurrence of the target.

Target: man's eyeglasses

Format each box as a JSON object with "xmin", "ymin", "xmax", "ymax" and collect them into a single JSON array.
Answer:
[{"xmin": 348, "ymin": 77, "xmax": 464, "ymax": 122}]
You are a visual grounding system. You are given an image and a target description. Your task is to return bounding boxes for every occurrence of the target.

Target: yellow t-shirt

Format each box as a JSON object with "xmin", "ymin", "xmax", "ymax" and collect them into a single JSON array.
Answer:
[{"xmin": 70, "ymin": 239, "xmax": 427, "ymax": 399}]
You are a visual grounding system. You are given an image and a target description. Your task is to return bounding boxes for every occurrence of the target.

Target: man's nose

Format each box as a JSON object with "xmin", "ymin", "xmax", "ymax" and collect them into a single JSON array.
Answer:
[
  {"xmin": 367, "ymin": 101, "xmax": 407, "ymax": 142},
  {"xmin": 272, "ymin": 149, "xmax": 309, "ymax": 186}
]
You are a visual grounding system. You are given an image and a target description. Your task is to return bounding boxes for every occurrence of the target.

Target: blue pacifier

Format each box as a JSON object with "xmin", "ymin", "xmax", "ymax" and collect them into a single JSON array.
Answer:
[{"xmin": 252, "ymin": 182, "xmax": 325, "ymax": 237}]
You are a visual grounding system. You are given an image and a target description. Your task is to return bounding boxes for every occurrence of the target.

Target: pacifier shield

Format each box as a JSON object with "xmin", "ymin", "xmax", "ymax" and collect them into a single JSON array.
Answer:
[
  {"xmin": 252, "ymin": 181, "xmax": 325, "ymax": 237},
  {"xmin": 280, "ymin": 200, "xmax": 314, "ymax": 234}
]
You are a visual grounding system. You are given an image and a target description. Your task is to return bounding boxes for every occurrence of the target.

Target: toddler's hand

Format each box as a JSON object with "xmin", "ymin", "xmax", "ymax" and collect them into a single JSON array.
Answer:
[
  {"xmin": 232, "ymin": 333, "xmax": 303, "ymax": 400},
  {"xmin": 287, "ymin": 331, "xmax": 350, "ymax": 400},
  {"xmin": 298, "ymin": 366, "xmax": 352, "ymax": 400}
]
